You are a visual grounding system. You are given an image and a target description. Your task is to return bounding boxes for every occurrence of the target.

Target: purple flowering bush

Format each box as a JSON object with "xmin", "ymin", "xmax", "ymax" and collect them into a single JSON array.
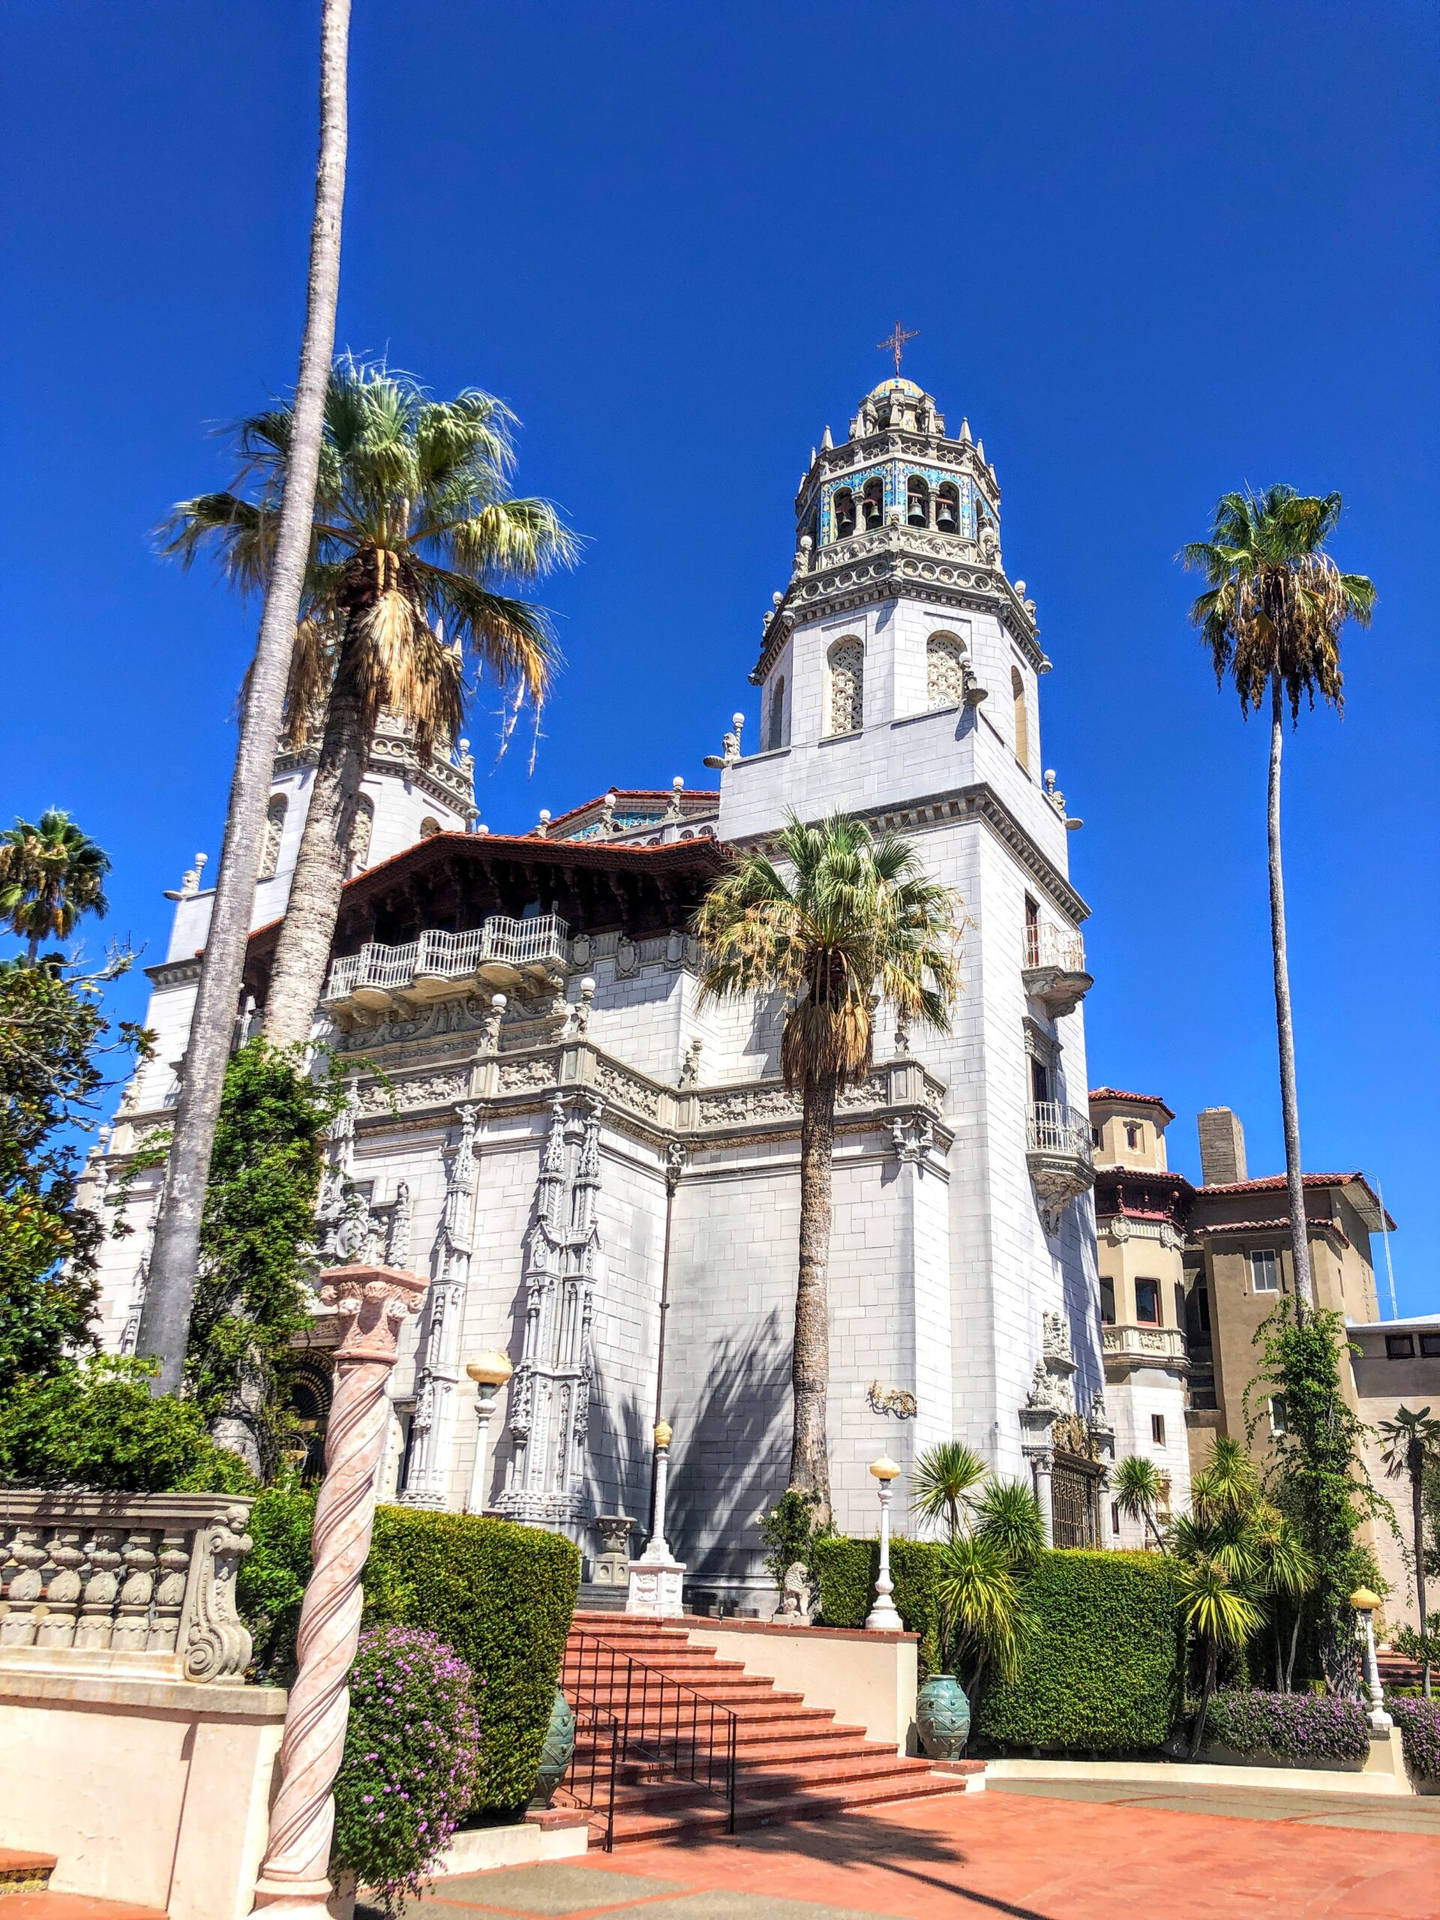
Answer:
[
  {"xmin": 333, "ymin": 1626, "xmax": 482, "ymax": 1916},
  {"xmin": 1390, "ymin": 1697, "xmax": 1440, "ymax": 1781},
  {"xmin": 1205, "ymin": 1690, "xmax": 1369, "ymax": 1766}
]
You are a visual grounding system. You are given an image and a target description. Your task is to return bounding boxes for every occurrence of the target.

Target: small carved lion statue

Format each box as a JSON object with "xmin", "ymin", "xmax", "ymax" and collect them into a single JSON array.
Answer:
[{"xmin": 776, "ymin": 1561, "xmax": 813, "ymax": 1624}]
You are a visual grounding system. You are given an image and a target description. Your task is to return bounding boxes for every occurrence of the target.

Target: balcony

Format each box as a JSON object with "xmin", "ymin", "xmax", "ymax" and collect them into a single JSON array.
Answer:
[
  {"xmin": 1026, "ymin": 1100, "xmax": 1095, "ymax": 1233},
  {"xmin": 1022, "ymin": 923, "xmax": 1092, "ymax": 1018},
  {"xmin": 1100, "ymin": 1323, "xmax": 1189, "ymax": 1370},
  {"xmin": 323, "ymin": 915, "xmax": 570, "ymax": 1018}
]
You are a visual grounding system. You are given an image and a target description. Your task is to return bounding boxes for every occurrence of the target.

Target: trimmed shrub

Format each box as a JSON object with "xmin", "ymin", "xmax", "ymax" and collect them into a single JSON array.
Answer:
[
  {"xmin": 333, "ymin": 1626, "xmax": 482, "ymax": 1917},
  {"xmin": 1205, "ymin": 1690, "xmax": 1369, "ymax": 1765},
  {"xmin": 239, "ymin": 1491, "xmax": 579, "ymax": 1812},
  {"xmin": 811, "ymin": 1536, "xmax": 944, "ymax": 1673},
  {"xmin": 976, "ymin": 1551, "xmax": 1183, "ymax": 1753},
  {"xmin": 1391, "ymin": 1697, "xmax": 1440, "ymax": 1780}
]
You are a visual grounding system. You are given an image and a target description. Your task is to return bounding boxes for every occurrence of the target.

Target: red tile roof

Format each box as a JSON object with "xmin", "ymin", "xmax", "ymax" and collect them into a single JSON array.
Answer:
[{"xmin": 1088, "ymin": 1088, "xmax": 1176, "ymax": 1121}]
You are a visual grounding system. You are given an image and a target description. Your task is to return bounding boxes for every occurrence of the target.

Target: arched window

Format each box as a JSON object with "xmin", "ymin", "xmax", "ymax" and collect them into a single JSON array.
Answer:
[
  {"xmin": 828, "ymin": 639, "xmax": 864, "ymax": 735},
  {"xmin": 769, "ymin": 676, "xmax": 787, "ymax": 750},
  {"xmin": 418, "ymin": 815, "xmax": 440, "ymax": 839},
  {"xmin": 906, "ymin": 477, "xmax": 930, "ymax": 528},
  {"xmin": 347, "ymin": 794, "xmax": 375, "ymax": 874},
  {"xmin": 259, "ymin": 794, "xmax": 287, "ymax": 880},
  {"xmin": 833, "ymin": 489, "xmax": 856, "ymax": 538},
  {"xmin": 936, "ymin": 484, "xmax": 959, "ymax": 534},
  {"xmin": 1012, "ymin": 668, "xmax": 1030, "ymax": 770},
  {"xmin": 861, "ymin": 478, "xmax": 884, "ymax": 530},
  {"xmin": 926, "ymin": 634, "xmax": 967, "ymax": 709}
]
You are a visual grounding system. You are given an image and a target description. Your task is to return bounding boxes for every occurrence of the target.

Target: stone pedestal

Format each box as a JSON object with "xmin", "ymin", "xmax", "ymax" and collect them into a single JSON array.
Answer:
[
  {"xmin": 626, "ymin": 1555, "xmax": 686, "ymax": 1619},
  {"xmin": 590, "ymin": 1514, "xmax": 634, "ymax": 1589}
]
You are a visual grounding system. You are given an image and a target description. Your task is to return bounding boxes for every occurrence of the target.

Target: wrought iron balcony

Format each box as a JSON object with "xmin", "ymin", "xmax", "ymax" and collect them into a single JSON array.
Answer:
[
  {"xmin": 323, "ymin": 914, "xmax": 570, "ymax": 1015},
  {"xmin": 1026, "ymin": 1100, "xmax": 1095, "ymax": 1233},
  {"xmin": 1022, "ymin": 923, "xmax": 1092, "ymax": 1018}
]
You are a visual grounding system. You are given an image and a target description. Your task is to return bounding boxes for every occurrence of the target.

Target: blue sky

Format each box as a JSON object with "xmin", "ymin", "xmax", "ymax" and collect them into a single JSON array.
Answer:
[{"xmin": 4, "ymin": 3, "xmax": 1436, "ymax": 1309}]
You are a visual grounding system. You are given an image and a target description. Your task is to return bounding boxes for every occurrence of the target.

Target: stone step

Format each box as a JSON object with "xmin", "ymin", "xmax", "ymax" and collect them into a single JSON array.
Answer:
[
  {"xmin": 0, "ymin": 1896, "xmax": 167, "ymax": 1918},
  {"xmin": 0, "ymin": 1853, "xmax": 55, "ymax": 1898},
  {"xmin": 601, "ymin": 1770, "xmax": 972, "ymax": 1846}
]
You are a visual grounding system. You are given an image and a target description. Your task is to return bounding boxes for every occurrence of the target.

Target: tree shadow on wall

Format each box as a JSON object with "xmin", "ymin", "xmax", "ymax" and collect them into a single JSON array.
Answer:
[
  {"xmin": 582, "ymin": 1357, "xmax": 657, "ymax": 1559},
  {"xmin": 663, "ymin": 1313, "xmax": 793, "ymax": 1586}
]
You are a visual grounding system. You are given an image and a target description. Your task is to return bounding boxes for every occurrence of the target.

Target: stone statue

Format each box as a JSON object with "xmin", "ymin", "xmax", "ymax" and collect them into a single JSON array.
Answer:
[{"xmin": 776, "ymin": 1562, "xmax": 812, "ymax": 1624}]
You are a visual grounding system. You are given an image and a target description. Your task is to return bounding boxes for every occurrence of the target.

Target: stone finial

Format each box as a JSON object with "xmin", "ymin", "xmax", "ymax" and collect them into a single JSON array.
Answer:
[
  {"xmin": 821, "ymin": 425, "xmax": 833, "ymax": 450},
  {"xmin": 959, "ymin": 417, "xmax": 971, "ymax": 443},
  {"xmin": 536, "ymin": 809, "xmax": 551, "ymax": 838}
]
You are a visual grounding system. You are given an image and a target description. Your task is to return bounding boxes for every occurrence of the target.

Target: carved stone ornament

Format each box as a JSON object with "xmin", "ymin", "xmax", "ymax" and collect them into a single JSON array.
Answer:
[
  {"xmin": 776, "ymin": 1562, "xmax": 813, "ymax": 1623},
  {"xmin": 867, "ymin": 1380, "xmax": 918, "ymax": 1419}
]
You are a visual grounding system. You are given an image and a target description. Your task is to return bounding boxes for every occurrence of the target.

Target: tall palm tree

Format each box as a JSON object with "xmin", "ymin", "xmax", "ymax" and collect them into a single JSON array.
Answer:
[
  {"xmin": 1178, "ymin": 1555, "xmax": 1264, "ymax": 1757},
  {"xmin": 0, "ymin": 811, "xmax": 110, "ymax": 961},
  {"xmin": 1378, "ymin": 1404, "xmax": 1440, "ymax": 1698},
  {"xmin": 1113, "ymin": 1454, "xmax": 1168, "ymax": 1550},
  {"xmin": 1182, "ymin": 487, "xmax": 1375, "ymax": 1318},
  {"xmin": 139, "ymin": 0, "xmax": 351, "ymax": 1394},
  {"xmin": 161, "ymin": 358, "xmax": 577, "ymax": 1048},
  {"xmin": 695, "ymin": 812, "xmax": 960, "ymax": 1521}
]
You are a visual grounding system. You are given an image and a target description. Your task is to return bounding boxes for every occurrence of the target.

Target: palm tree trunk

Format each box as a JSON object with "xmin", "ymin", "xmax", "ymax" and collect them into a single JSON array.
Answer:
[
  {"xmin": 1414, "ymin": 1466, "xmax": 1432, "ymax": 1700},
  {"xmin": 1188, "ymin": 1640, "xmax": 1218, "ymax": 1759},
  {"xmin": 1267, "ymin": 677, "xmax": 1314, "ymax": 1319},
  {"xmin": 1286, "ymin": 1614, "xmax": 1301, "ymax": 1693},
  {"xmin": 792, "ymin": 1075, "xmax": 836, "ymax": 1524},
  {"xmin": 138, "ymin": 0, "xmax": 350, "ymax": 1394},
  {"xmin": 262, "ymin": 653, "xmax": 367, "ymax": 1048}
]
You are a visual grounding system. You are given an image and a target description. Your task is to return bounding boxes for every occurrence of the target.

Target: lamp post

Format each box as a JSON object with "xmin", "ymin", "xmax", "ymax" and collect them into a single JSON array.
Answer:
[
  {"xmin": 865, "ymin": 1454, "xmax": 903, "ymax": 1632},
  {"xmin": 627, "ymin": 1420, "xmax": 686, "ymax": 1616},
  {"xmin": 1350, "ymin": 1586, "xmax": 1393, "ymax": 1733},
  {"xmin": 464, "ymin": 1350, "xmax": 514, "ymax": 1515}
]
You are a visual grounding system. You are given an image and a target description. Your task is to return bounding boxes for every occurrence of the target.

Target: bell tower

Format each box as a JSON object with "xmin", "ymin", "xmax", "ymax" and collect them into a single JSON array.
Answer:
[{"xmin": 715, "ymin": 374, "xmax": 1102, "ymax": 1499}]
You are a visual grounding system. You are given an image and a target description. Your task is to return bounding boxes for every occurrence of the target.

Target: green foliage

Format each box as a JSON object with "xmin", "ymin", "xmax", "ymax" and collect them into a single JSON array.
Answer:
[
  {"xmin": 0, "ymin": 810, "xmax": 111, "ymax": 959},
  {"xmin": 909, "ymin": 1441, "xmax": 987, "ymax": 1539},
  {"xmin": 188, "ymin": 1041, "xmax": 351, "ymax": 1476},
  {"xmin": 811, "ymin": 1536, "xmax": 945, "ymax": 1674},
  {"xmin": 1113, "ymin": 1454, "xmax": 1168, "ymax": 1549},
  {"xmin": 0, "ymin": 957, "xmax": 149, "ymax": 1395},
  {"xmin": 973, "ymin": 1479, "xmax": 1046, "ymax": 1568},
  {"xmin": 1247, "ymin": 1305, "xmax": 1388, "ymax": 1689},
  {"xmin": 976, "ymin": 1551, "xmax": 1184, "ymax": 1753},
  {"xmin": 757, "ymin": 1487, "xmax": 832, "ymax": 1592},
  {"xmin": 937, "ymin": 1532, "xmax": 1026, "ymax": 1689},
  {"xmin": 332, "ymin": 1625, "xmax": 482, "ymax": 1916},
  {"xmin": 239, "ymin": 1491, "xmax": 580, "ymax": 1812},
  {"xmin": 0, "ymin": 1355, "xmax": 255, "ymax": 1493}
]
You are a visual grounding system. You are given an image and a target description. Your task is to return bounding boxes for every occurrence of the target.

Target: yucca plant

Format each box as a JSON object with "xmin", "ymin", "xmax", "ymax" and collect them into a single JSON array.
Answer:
[
  {"xmin": 910, "ymin": 1441, "xmax": 988, "ymax": 1540},
  {"xmin": 695, "ymin": 812, "xmax": 960, "ymax": 1518},
  {"xmin": 1113, "ymin": 1455, "xmax": 1168, "ymax": 1551},
  {"xmin": 937, "ymin": 1532, "xmax": 1027, "ymax": 1694},
  {"xmin": 973, "ymin": 1478, "xmax": 1046, "ymax": 1567},
  {"xmin": 1179, "ymin": 1555, "xmax": 1265, "ymax": 1757},
  {"xmin": 1182, "ymin": 487, "xmax": 1374, "ymax": 1318}
]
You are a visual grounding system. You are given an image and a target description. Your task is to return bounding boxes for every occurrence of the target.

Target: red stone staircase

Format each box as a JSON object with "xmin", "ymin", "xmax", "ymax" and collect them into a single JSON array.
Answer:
[{"xmin": 558, "ymin": 1613, "xmax": 979, "ymax": 1847}]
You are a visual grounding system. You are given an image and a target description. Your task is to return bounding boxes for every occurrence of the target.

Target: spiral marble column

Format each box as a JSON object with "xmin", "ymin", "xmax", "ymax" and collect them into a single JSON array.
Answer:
[{"xmin": 252, "ymin": 1263, "xmax": 427, "ymax": 1918}]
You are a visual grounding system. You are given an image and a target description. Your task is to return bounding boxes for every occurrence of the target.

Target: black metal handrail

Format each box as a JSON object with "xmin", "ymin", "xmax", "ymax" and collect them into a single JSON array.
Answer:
[
  {"xmin": 562, "ymin": 1626, "xmax": 738, "ymax": 1840},
  {"xmin": 559, "ymin": 1699, "xmax": 620, "ymax": 1851}
]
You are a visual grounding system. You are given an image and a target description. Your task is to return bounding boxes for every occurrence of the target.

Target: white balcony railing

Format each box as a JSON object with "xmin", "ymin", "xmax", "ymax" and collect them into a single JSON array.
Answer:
[
  {"xmin": 1027, "ymin": 1100, "xmax": 1094, "ymax": 1165},
  {"xmin": 324, "ymin": 914, "xmax": 570, "ymax": 1003},
  {"xmin": 1024, "ymin": 923, "xmax": 1086, "ymax": 973}
]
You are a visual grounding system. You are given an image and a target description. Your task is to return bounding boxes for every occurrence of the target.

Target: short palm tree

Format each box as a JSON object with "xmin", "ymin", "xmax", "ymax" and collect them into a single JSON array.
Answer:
[
  {"xmin": 1113, "ymin": 1454, "xmax": 1168, "ymax": 1551},
  {"xmin": 973, "ymin": 1478, "xmax": 1046, "ymax": 1567},
  {"xmin": 937, "ymin": 1532, "xmax": 1027, "ymax": 1694},
  {"xmin": 1183, "ymin": 487, "xmax": 1374, "ymax": 1317},
  {"xmin": 911, "ymin": 1440, "xmax": 988, "ymax": 1539},
  {"xmin": 1178, "ymin": 1554, "xmax": 1265, "ymax": 1757},
  {"xmin": 695, "ymin": 812, "xmax": 960, "ymax": 1519},
  {"xmin": 1378, "ymin": 1405, "xmax": 1440, "ymax": 1697},
  {"xmin": 162, "ymin": 356, "xmax": 578, "ymax": 1047},
  {"xmin": 0, "ymin": 811, "xmax": 110, "ymax": 961}
]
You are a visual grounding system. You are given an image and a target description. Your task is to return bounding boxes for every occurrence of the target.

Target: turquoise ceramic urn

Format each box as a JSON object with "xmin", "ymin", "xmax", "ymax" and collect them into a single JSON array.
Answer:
[
  {"xmin": 529, "ymin": 1688, "xmax": 577, "ymax": 1807},
  {"xmin": 915, "ymin": 1672, "xmax": 971, "ymax": 1759}
]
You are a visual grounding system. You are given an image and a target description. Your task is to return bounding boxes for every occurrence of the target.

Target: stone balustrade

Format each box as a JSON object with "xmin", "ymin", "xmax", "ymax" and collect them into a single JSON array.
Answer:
[
  {"xmin": 1100, "ymin": 1323, "xmax": 1189, "ymax": 1368},
  {"xmin": 0, "ymin": 1491, "xmax": 254, "ymax": 1683}
]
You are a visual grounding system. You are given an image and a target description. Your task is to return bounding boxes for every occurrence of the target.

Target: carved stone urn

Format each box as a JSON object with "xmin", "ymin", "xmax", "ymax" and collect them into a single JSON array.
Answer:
[
  {"xmin": 915, "ymin": 1672, "xmax": 971, "ymax": 1760},
  {"xmin": 528, "ymin": 1688, "xmax": 577, "ymax": 1808},
  {"xmin": 591, "ymin": 1513, "xmax": 634, "ymax": 1587}
]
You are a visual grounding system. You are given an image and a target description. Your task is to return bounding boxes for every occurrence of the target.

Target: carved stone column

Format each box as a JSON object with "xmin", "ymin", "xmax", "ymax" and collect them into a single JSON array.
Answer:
[
  {"xmin": 1019, "ymin": 1403, "xmax": 1058, "ymax": 1549},
  {"xmin": 252, "ymin": 1264, "xmax": 427, "ymax": 1918}
]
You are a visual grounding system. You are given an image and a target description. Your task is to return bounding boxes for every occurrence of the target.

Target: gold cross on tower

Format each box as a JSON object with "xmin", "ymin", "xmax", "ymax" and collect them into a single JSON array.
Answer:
[{"xmin": 877, "ymin": 322, "xmax": 919, "ymax": 377}]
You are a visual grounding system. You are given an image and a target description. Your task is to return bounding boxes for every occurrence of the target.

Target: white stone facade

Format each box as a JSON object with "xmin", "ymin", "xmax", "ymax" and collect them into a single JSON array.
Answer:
[{"xmin": 88, "ymin": 377, "xmax": 1132, "ymax": 1606}]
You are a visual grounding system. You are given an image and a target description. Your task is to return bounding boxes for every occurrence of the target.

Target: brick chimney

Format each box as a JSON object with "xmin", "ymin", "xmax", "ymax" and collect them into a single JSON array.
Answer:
[{"xmin": 1197, "ymin": 1107, "xmax": 1247, "ymax": 1186}]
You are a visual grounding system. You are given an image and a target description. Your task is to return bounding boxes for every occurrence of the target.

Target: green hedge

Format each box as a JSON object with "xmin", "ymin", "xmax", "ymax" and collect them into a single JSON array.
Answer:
[
  {"xmin": 976, "ymin": 1550, "xmax": 1182, "ymax": 1752},
  {"xmin": 811, "ymin": 1537, "xmax": 944, "ymax": 1673},
  {"xmin": 239, "ymin": 1491, "xmax": 579, "ymax": 1812}
]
